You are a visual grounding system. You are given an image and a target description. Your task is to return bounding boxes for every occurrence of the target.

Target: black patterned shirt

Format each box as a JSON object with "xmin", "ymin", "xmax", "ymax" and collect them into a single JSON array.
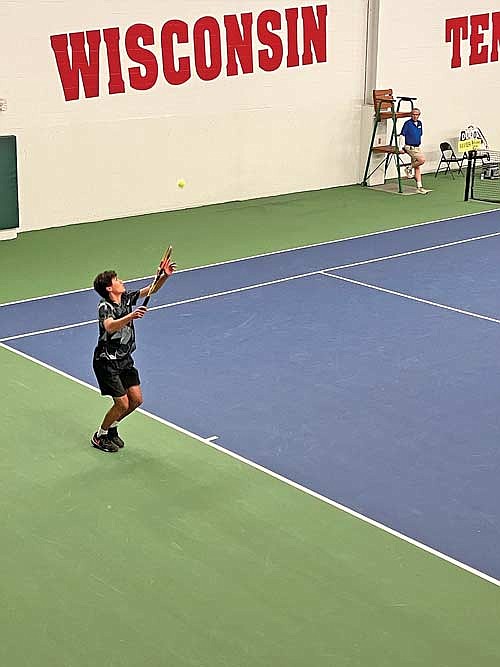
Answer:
[{"xmin": 94, "ymin": 290, "xmax": 140, "ymax": 361}]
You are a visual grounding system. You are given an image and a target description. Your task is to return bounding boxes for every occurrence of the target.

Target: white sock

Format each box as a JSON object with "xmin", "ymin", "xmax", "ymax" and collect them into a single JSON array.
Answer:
[
  {"xmin": 110, "ymin": 422, "xmax": 118, "ymax": 429},
  {"xmin": 97, "ymin": 427, "xmax": 108, "ymax": 437},
  {"xmin": 417, "ymin": 181, "xmax": 422, "ymax": 188}
]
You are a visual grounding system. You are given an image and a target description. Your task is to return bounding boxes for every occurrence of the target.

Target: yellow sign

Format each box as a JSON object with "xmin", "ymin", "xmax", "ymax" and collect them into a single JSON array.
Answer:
[
  {"xmin": 458, "ymin": 126, "xmax": 487, "ymax": 153},
  {"xmin": 458, "ymin": 138, "xmax": 482, "ymax": 152}
]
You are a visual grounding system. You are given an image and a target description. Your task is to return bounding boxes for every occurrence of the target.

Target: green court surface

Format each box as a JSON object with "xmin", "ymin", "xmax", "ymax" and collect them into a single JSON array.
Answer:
[
  {"xmin": 0, "ymin": 175, "xmax": 495, "ymax": 303},
  {"xmin": 1, "ymin": 177, "xmax": 499, "ymax": 666}
]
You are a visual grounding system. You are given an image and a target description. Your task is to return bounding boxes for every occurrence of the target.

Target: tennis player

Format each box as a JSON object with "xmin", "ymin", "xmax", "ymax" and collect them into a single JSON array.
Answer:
[{"xmin": 91, "ymin": 261, "xmax": 174, "ymax": 453}]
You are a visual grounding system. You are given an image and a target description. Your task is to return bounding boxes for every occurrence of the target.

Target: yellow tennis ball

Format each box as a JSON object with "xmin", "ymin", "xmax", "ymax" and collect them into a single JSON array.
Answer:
[{"xmin": 177, "ymin": 178, "xmax": 186, "ymax": 188}]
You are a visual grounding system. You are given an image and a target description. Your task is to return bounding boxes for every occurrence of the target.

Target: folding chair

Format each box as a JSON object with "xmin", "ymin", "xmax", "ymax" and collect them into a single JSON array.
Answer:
[{"xmin": 434, "ymin": 142, "xmax": 465, "ymax": 178}]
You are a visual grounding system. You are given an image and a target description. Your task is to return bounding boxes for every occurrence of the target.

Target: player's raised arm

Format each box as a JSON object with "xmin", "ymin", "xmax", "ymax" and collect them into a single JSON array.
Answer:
[{"xmin": 141, "ymin": 246, "xmax": 176, "ymax": 305}]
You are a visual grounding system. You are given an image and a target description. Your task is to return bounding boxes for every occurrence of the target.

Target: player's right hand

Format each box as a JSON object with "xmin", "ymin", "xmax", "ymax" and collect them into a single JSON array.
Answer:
[{"xmin": 131, "ymin": 306, "xmax": 147, "ymax": 320}]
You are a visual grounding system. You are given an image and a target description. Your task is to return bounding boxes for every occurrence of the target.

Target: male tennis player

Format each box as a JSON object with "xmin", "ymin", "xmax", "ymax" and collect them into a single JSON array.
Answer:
[
  {"xmin": 400, "ymin": 108, "xmax": 427, "ymax": 193},
  {"xmin": 91, "ymin": 260, "xmax": 174, "ymax": 453}
]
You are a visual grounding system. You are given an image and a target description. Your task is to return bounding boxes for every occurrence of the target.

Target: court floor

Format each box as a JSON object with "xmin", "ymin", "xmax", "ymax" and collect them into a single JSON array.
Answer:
[
  {"xmin": 2, "ymin": 210, "xmax": 500, "ymax": 580},
  {"xmin": 1, "ymin": 207, "xmax": 500, "ymax": 666}
]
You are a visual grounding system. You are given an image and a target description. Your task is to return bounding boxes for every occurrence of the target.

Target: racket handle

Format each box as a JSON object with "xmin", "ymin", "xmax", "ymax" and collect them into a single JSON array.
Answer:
[{"xmin": 142, "ymin": 295, "xmax": 151, "ymax": 307}]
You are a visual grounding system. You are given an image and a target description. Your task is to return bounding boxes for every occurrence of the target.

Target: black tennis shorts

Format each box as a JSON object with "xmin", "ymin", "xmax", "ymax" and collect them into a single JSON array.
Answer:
[{"xmin": 93, "ymin": 355, "xmax": 141, "ymax": 397}]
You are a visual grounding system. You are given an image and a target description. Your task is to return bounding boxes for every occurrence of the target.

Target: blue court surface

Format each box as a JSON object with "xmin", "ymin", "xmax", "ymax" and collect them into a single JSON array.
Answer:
[{"xmin": 2, "ymin": 211, "xmax": 500, "ymax": 582}]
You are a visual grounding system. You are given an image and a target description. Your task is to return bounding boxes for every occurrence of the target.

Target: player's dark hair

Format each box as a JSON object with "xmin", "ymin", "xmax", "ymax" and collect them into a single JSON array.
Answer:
[{"xmin": 93, "ymin": 270, "xmax": 117, "ymax": 300}]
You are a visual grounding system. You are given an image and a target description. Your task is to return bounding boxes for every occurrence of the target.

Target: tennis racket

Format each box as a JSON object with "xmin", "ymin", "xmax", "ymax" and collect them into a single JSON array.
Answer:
[{"xmin": 143, "ymin": 245, "xmax": 174, "ymax": 306}]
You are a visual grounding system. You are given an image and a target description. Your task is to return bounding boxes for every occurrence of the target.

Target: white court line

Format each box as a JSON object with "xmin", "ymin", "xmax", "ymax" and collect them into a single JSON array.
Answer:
[
  {"xmin": 1, "ymin": 339, "xmax": 499, "ymax": 588},
  {"xmin": 326, "ymin": 228, "xmax": 500, "ymax": 272},
  {"xmin": 0, "ymin": 319, "xmax": 99, "ymax": 343},
  {"xmin": 321, "ymin": 271, "xmax": 500, "ymax": 325},
  {"xmin": 0, "ymin": 272, "xmax": 317, "ymax": 342},
  {"xmin": 3, "ymin": 227, "xmax": 500, "ymax": 343},
  {"xmin": 1, "ymin": 206, "xmax": 498, "ymax": 308}
]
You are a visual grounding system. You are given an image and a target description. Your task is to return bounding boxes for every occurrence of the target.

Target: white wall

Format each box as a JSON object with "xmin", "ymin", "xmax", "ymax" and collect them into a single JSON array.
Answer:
[
  {"xmin": 3, "ymin": 1, "xmax": 494, "ymax": 233},
  {"xmin": 376, "ymin": 1, "xmax": 500, "ymax": 170},
  {"xmin": 0, "ymin": 0, "xmax": 367, "ymax": 231}
]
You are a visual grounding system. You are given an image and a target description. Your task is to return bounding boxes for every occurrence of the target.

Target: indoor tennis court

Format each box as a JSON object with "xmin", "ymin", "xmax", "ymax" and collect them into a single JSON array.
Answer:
[{"xmin": 2, "ymin": 1, "xmax": 500, "ymax": 664}]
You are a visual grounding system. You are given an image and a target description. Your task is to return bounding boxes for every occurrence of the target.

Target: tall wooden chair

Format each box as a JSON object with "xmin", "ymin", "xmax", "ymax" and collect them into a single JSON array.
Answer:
[{"xmin": 362, "ymin": 89, "xmax": 416, "ymax": 192}]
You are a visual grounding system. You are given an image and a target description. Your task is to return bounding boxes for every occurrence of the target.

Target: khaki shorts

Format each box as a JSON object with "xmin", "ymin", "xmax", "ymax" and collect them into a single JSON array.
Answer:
[{"xmin": 404, "ymin": 145, "xmax": 424, "ymax": 164}]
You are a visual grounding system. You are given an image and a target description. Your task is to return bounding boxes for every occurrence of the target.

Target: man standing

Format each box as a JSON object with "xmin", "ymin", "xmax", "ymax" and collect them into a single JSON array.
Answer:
[
  {"xmin": 91, "ymin": 258, "xmax": 175, "ymax": 453},
  {"xmin": 400, "ymin": 108, "xmax": 427, "ymax": 194}
]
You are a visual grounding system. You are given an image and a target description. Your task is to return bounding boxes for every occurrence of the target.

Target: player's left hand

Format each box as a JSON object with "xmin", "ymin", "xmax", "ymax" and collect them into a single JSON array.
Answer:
[
  {"xmin": 160, "ymin": 259, "xmax": 176, "ymax": 277},
  {"xmin": 159, "ymin": 247, "xmax": 176, "ymax": 277}
]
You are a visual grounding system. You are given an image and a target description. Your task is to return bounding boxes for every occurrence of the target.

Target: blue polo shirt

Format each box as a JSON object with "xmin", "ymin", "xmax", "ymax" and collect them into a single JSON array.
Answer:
[{"xmin": 401, "ymin": 119, "xmax": 423, "ymax": 146}]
